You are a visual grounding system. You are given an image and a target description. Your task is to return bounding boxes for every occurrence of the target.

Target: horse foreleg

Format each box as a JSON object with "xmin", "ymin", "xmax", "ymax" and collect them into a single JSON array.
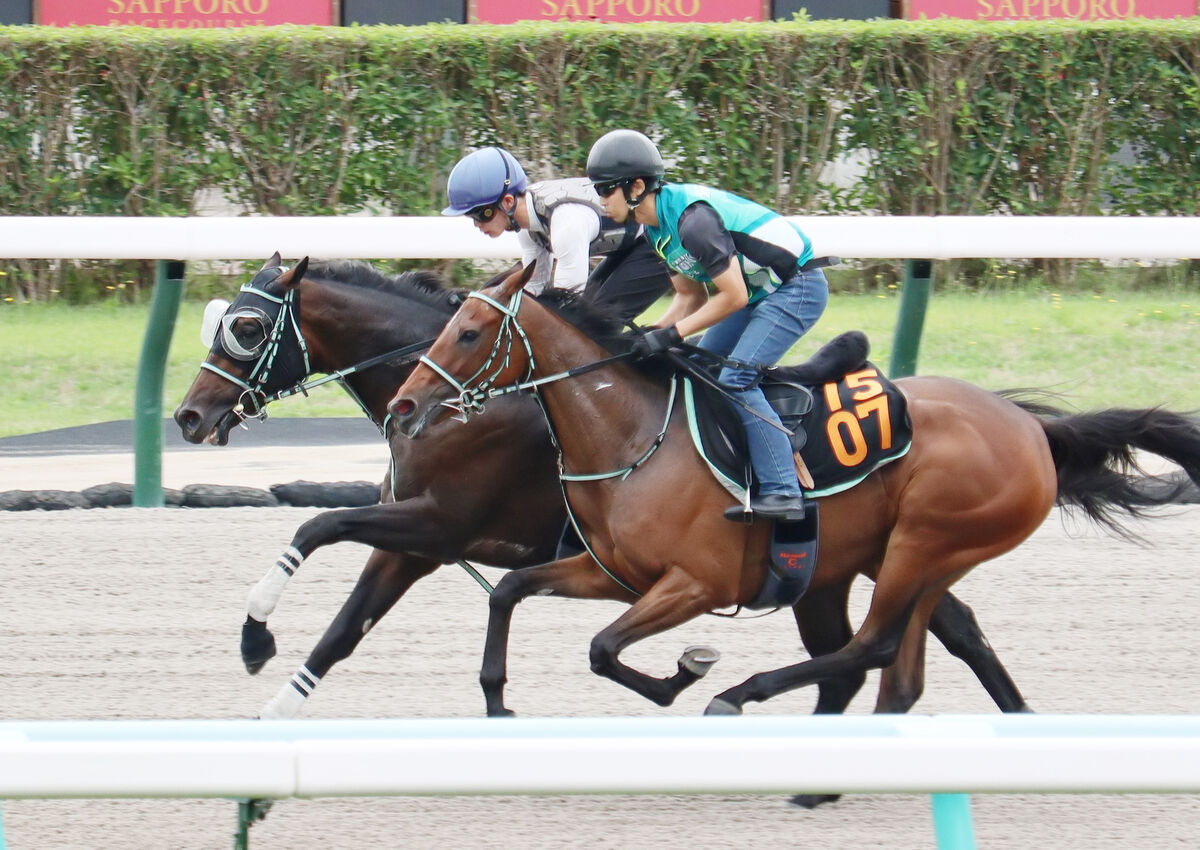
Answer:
[
  {"xmin": 586, "ymin": 567, "xmax": 724, "ymax": 707},
  {"xmin": 258, "ymin": 549, "xmax": 439, "ymax": 719},
  {"xmin": 241, "ymin": 499, "xmax": 476, "ymax": 675},
  {"xmin": 929, "ymin": 591, "xmax": 1031, "ymax": 713},
  {"xmin": 481, "ymin": 555, "xmax": 637, "ymax": 717},
  {"xmin": 242, "ymin": 544, "xmax": 306, "ymax": 674}
]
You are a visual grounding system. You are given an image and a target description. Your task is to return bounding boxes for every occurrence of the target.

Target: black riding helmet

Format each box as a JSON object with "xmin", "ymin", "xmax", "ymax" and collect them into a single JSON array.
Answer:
[{"xmin": 587, "ymin": 130, "xmax": 665, "ymax": 206}]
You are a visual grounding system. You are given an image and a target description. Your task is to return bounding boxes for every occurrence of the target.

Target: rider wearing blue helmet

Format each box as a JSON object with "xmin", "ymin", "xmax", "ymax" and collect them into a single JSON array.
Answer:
[{"xmin": 442, "ymin": 146, "xmax": 670, "ymax": 323}]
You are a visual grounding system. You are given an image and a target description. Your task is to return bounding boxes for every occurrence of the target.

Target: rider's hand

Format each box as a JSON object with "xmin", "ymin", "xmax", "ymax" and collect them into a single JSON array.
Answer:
[{"xmin": 631, "ymin": 325, "xmax": 683, "ymax": 360}]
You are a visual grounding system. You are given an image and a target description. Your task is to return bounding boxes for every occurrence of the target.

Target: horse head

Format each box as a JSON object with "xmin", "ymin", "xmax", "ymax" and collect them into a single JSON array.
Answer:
[
  {"xmin": 389, "ymin": 262, "xmax": 536, "ymax": 439},
  {"xmin": 174, "ymin": 251, "xmax": 311, "ymax": 445}
]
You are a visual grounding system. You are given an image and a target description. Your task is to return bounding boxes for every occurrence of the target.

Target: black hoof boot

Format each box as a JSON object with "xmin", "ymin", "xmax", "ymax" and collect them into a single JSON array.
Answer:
[{"xmin": 241, "ymin": 616, "xmax": 277, "ymax": 675}]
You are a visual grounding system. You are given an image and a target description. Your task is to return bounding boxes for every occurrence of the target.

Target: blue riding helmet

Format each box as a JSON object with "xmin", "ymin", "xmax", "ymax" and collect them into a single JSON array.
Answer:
[{"xmin": 442, "ymin": 147, "xmax": 529, "ymax": 216}]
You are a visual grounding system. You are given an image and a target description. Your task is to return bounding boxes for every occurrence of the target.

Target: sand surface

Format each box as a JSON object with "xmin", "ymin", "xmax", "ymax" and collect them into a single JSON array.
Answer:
[{"xmin": 0, "ymin": 491, "xmax": 1197, "ymax": 849}]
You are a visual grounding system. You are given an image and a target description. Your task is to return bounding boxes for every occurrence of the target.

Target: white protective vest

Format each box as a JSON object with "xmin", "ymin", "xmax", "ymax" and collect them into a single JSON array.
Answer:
[{"xmin": 526, "ymin": 177, "xmax": 632, "ymax": 258}]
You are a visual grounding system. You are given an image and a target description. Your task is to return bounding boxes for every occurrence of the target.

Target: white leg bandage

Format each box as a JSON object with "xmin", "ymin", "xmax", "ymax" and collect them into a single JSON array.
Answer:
[
  {"xmin": 258, "ymin": 666, "xmax": 320, "ymax": 719},
  {"xmin": 246, "ymin": 546, "xmax": 304, "ymax": 621}
]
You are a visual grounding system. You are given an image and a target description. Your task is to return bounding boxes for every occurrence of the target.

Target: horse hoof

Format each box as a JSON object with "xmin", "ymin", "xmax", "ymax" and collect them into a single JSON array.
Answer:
[
  {"xmin": 679, "ymin": 645, "xmax": 721, "ymax": 677},
  {"xmin": 703, "ymin": 697, "xmax": 742, "ymax": 716},
  {"xmin": 241, "ymin": 617, "xmax": 277, "ymax": 675},
  {"xmin": 789, "ymin": 793, "xmax": 841, "ymax": 809}
]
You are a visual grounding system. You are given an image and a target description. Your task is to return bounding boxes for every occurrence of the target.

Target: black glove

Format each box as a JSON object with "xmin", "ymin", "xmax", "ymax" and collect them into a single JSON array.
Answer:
[{"xmin": 631, "ymin": 325, "xmax": 683, "ymax": 360}]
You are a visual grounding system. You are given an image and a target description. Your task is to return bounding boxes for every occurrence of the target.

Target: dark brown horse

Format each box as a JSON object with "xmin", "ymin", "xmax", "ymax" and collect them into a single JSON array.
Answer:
[
  {"xmin": 389, "ymin": 264, "xmax": 1200, "ymax": 725},
  {"xmin": 174, "ymin": 254, "xmax": 1033, "ymax": 735}
]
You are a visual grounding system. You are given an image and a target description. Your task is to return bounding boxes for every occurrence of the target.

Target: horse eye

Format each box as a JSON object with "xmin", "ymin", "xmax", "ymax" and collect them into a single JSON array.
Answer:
[
  {"xmin": 459, "ymin": 328, "xmax": 480, "ymax": 344},
  {"xmin": 233, "ymin": 320, "xmax": 263, "ymax": 344}
]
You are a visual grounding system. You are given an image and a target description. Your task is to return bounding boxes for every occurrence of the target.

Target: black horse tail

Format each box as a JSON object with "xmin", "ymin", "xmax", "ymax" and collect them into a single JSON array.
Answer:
[{"xmin": 1004, "ymin": 392, "xmax": 1200, "ymax": 537}]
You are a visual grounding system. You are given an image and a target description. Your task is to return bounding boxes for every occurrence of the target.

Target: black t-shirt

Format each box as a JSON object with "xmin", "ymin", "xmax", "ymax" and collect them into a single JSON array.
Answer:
[{"xmin": 676, "ymin": 201, "xmax": 737, "ymax": 280}]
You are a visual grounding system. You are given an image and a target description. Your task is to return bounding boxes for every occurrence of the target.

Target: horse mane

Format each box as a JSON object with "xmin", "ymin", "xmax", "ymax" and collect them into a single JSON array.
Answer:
[
  {"xmin": 306, "ymin": 259, "xmax": 463, "ymax": 315},
  {"xmin": 532, "ymin": 288, "xmax": 631, "ymax": 352},
  {"xmin": 530, "ymin": 288, "xmax": 678, "ymax": 381}
]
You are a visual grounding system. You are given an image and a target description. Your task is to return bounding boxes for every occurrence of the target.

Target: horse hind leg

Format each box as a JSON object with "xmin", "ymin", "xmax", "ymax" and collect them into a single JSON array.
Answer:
[
  {"xmin": 705, "ymin": 563, "xmax": 922, "ymax": 716},
  {"xmin": 788, "ymin": 581, "xmax": 863, "ymax": 811},
  {"xmin": 929, "ymin": 591, "xmax": 1030, "ymax": 713},
  {"xmin": 791, "ymin": 582, "xmax": 864, "ymax": 715},
  {"xmin": 258, "ymin": 549, "xmax": 440, "ymax": 719}
]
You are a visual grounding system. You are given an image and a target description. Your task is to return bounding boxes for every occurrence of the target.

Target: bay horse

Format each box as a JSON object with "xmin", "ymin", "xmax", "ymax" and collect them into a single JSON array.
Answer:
[
  {"xmin": 389, "ymin": 263, "xmax": 1200, "ymax": 723},
  {"xmin": 174, "ymin": 254, "xmax": 1033, "ymax": 735}
]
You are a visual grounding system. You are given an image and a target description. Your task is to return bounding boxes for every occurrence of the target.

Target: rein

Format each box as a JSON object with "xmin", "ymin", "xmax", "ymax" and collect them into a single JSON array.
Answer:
[
  {"xmin": 420, "ymin": 289, "xmax": 666, "ymax": 480},
  {"xmin": 419, "ymin": 288, "xmax": 678, "ymax": 597},
  {"xmin": 270, "ymin": 337, "xmax": 435, "ymax": 408}
]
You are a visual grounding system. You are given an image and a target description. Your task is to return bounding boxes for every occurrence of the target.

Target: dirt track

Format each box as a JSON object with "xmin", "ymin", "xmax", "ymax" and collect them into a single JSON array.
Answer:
[{"xmin": 1, "ymin": 504, "xmax": 1199, "ymax": 849}]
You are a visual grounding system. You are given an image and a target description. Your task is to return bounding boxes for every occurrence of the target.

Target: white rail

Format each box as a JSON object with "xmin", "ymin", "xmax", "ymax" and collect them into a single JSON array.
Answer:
[
  {"xmin": 1, "ymin": 215, "xmax": 1198, "ymax": 260},
  {"xmin": 2, "ymin": 715, "xmax": 1200, "ymax": 799}
]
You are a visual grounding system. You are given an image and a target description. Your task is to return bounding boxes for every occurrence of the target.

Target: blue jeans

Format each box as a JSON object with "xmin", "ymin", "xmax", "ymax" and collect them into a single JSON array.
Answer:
[{"xmin": 698, "ymin": 269, "xmax": 829, "ymax": 496}]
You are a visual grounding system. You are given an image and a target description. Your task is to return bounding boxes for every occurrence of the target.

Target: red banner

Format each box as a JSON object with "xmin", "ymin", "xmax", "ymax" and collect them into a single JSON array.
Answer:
[
  {"xmin": 906, "ymin": 0, "xmax": 1196, "ymax": 19},
  {"xmin": 473, "ymin": 0, "xmax": 765, "ymax": 24},
  {"xmin": 38, "ymin": 0, "xmax": 334, "ymax": 28}
]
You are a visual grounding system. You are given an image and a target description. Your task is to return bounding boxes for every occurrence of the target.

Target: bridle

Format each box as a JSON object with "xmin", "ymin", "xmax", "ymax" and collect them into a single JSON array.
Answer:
[
  {"xmin": 417, "ymin": 287, "xmax": 674, "ymax": 597},
  {"xmin": 200, "ymin": 265, "xmax": 311, "ymax": 424},
  {"xmin": 199, "ymin": 266, "xmax": 435, "ymax": 431},
  {"xmin": 416, "ymin": 289, "xmax": 535, "ymax": 423}
]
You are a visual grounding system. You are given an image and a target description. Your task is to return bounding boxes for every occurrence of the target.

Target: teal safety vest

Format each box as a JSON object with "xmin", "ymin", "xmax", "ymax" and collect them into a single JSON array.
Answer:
[{"xmin": 646, "ymin": 183, "xmax": 812, "ymax": 304}]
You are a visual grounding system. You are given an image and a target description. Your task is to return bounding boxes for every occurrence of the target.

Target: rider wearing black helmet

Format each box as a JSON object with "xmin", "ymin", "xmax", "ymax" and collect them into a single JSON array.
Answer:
[
  {"xmin": 587, "ymin": 129, "xmax": 830, "ymax": 522},
  {"xmin": 442, "ymin": 145, "xmax": 670, "ymax": 322}
]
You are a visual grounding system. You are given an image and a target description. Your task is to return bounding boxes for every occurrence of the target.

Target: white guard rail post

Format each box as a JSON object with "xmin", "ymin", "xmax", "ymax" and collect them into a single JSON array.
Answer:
[{"xmin": 4, "ymin": 715, "xmax": 1200, "ymax": 850}]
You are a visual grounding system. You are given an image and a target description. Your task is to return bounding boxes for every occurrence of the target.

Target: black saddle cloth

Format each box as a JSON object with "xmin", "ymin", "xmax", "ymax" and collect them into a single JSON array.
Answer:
[{"xmin": 687, "ymin": 331, "xmax": 913, "ymax": 498}]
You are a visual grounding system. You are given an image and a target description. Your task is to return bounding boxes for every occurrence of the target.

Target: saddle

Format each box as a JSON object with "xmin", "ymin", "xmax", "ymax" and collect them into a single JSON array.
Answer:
[{"xmin": 680, "ymin": 331, "xmax": 914, "ymax": 609}]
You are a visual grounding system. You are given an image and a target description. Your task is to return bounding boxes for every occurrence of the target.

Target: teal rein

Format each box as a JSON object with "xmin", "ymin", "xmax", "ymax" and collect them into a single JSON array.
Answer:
[{"xmin": 418, "ymin": 288, "xmax": 679, "ymax": 598}]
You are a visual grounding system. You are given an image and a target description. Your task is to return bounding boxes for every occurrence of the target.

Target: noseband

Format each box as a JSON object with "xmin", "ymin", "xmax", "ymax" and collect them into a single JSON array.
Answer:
[
  {"xmin": 417, "ymin": 289, "xmax": 535, "ymax": 423},
  {"xmin": 418, "ymin": 286, "xmax": 676, "ymax": 598}
]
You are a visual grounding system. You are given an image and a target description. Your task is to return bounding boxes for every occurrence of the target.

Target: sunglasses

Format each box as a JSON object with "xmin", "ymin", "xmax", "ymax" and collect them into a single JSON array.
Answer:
[
  {"xmin": 467, "ymin": 205, "xmax": 498, "ymax": 223},
  {"xmin": 592, "ymin": 180, "xmax": 625, "ymax": 198}
]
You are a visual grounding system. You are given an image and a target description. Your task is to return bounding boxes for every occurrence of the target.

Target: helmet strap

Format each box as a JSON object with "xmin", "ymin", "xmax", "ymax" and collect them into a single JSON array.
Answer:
[
  {"xmin": 623, "ymin": 178, "xmax": 658, "ymax": 210},
  {"xmin": 500, "ymin": 194, "xmax": 521, "ymax": 232}
]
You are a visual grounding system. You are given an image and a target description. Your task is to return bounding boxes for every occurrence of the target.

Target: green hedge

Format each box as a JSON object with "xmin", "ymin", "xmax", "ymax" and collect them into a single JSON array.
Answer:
[{"xmin": 1, "ymin": 19, "xmax": 1197, "ymax": 300}]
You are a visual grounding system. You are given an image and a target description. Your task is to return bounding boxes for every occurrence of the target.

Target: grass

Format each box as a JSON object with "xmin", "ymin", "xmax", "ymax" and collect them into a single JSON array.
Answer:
[{"xmin": 1, "ymin": 283, "xmax": 1198, "ymax": 439}]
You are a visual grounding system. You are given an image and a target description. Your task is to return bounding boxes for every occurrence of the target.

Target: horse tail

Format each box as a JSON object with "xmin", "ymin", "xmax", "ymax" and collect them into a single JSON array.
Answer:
[{"xmin": 1004, "ymin": 392, "xmax": 1200, "ymax": 536}]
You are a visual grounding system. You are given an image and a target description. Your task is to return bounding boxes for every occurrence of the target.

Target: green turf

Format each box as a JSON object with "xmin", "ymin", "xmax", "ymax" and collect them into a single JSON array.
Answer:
[{"xmin": 1, "ymin": 285, "xmax": 1197, "ymax": 439}]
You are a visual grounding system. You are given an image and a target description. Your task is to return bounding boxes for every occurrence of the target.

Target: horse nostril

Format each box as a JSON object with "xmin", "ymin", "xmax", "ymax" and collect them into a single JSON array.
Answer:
[{"xmin": 390, "ymin": 398, "xmax": 415, "ymax": 420}]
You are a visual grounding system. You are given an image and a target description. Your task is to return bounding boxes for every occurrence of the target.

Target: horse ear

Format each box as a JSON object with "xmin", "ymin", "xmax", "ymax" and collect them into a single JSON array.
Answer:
[
  {"xmin": 495, "ymin": 260, "xmax": 536, "ymax": 299},
  {"xmin": 276, "ymin": 256, "xmax": 309, "ymax": 290},
  {"xmin": 261, "ymin": 251, "xmax": 283, "ymax": 272}
]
